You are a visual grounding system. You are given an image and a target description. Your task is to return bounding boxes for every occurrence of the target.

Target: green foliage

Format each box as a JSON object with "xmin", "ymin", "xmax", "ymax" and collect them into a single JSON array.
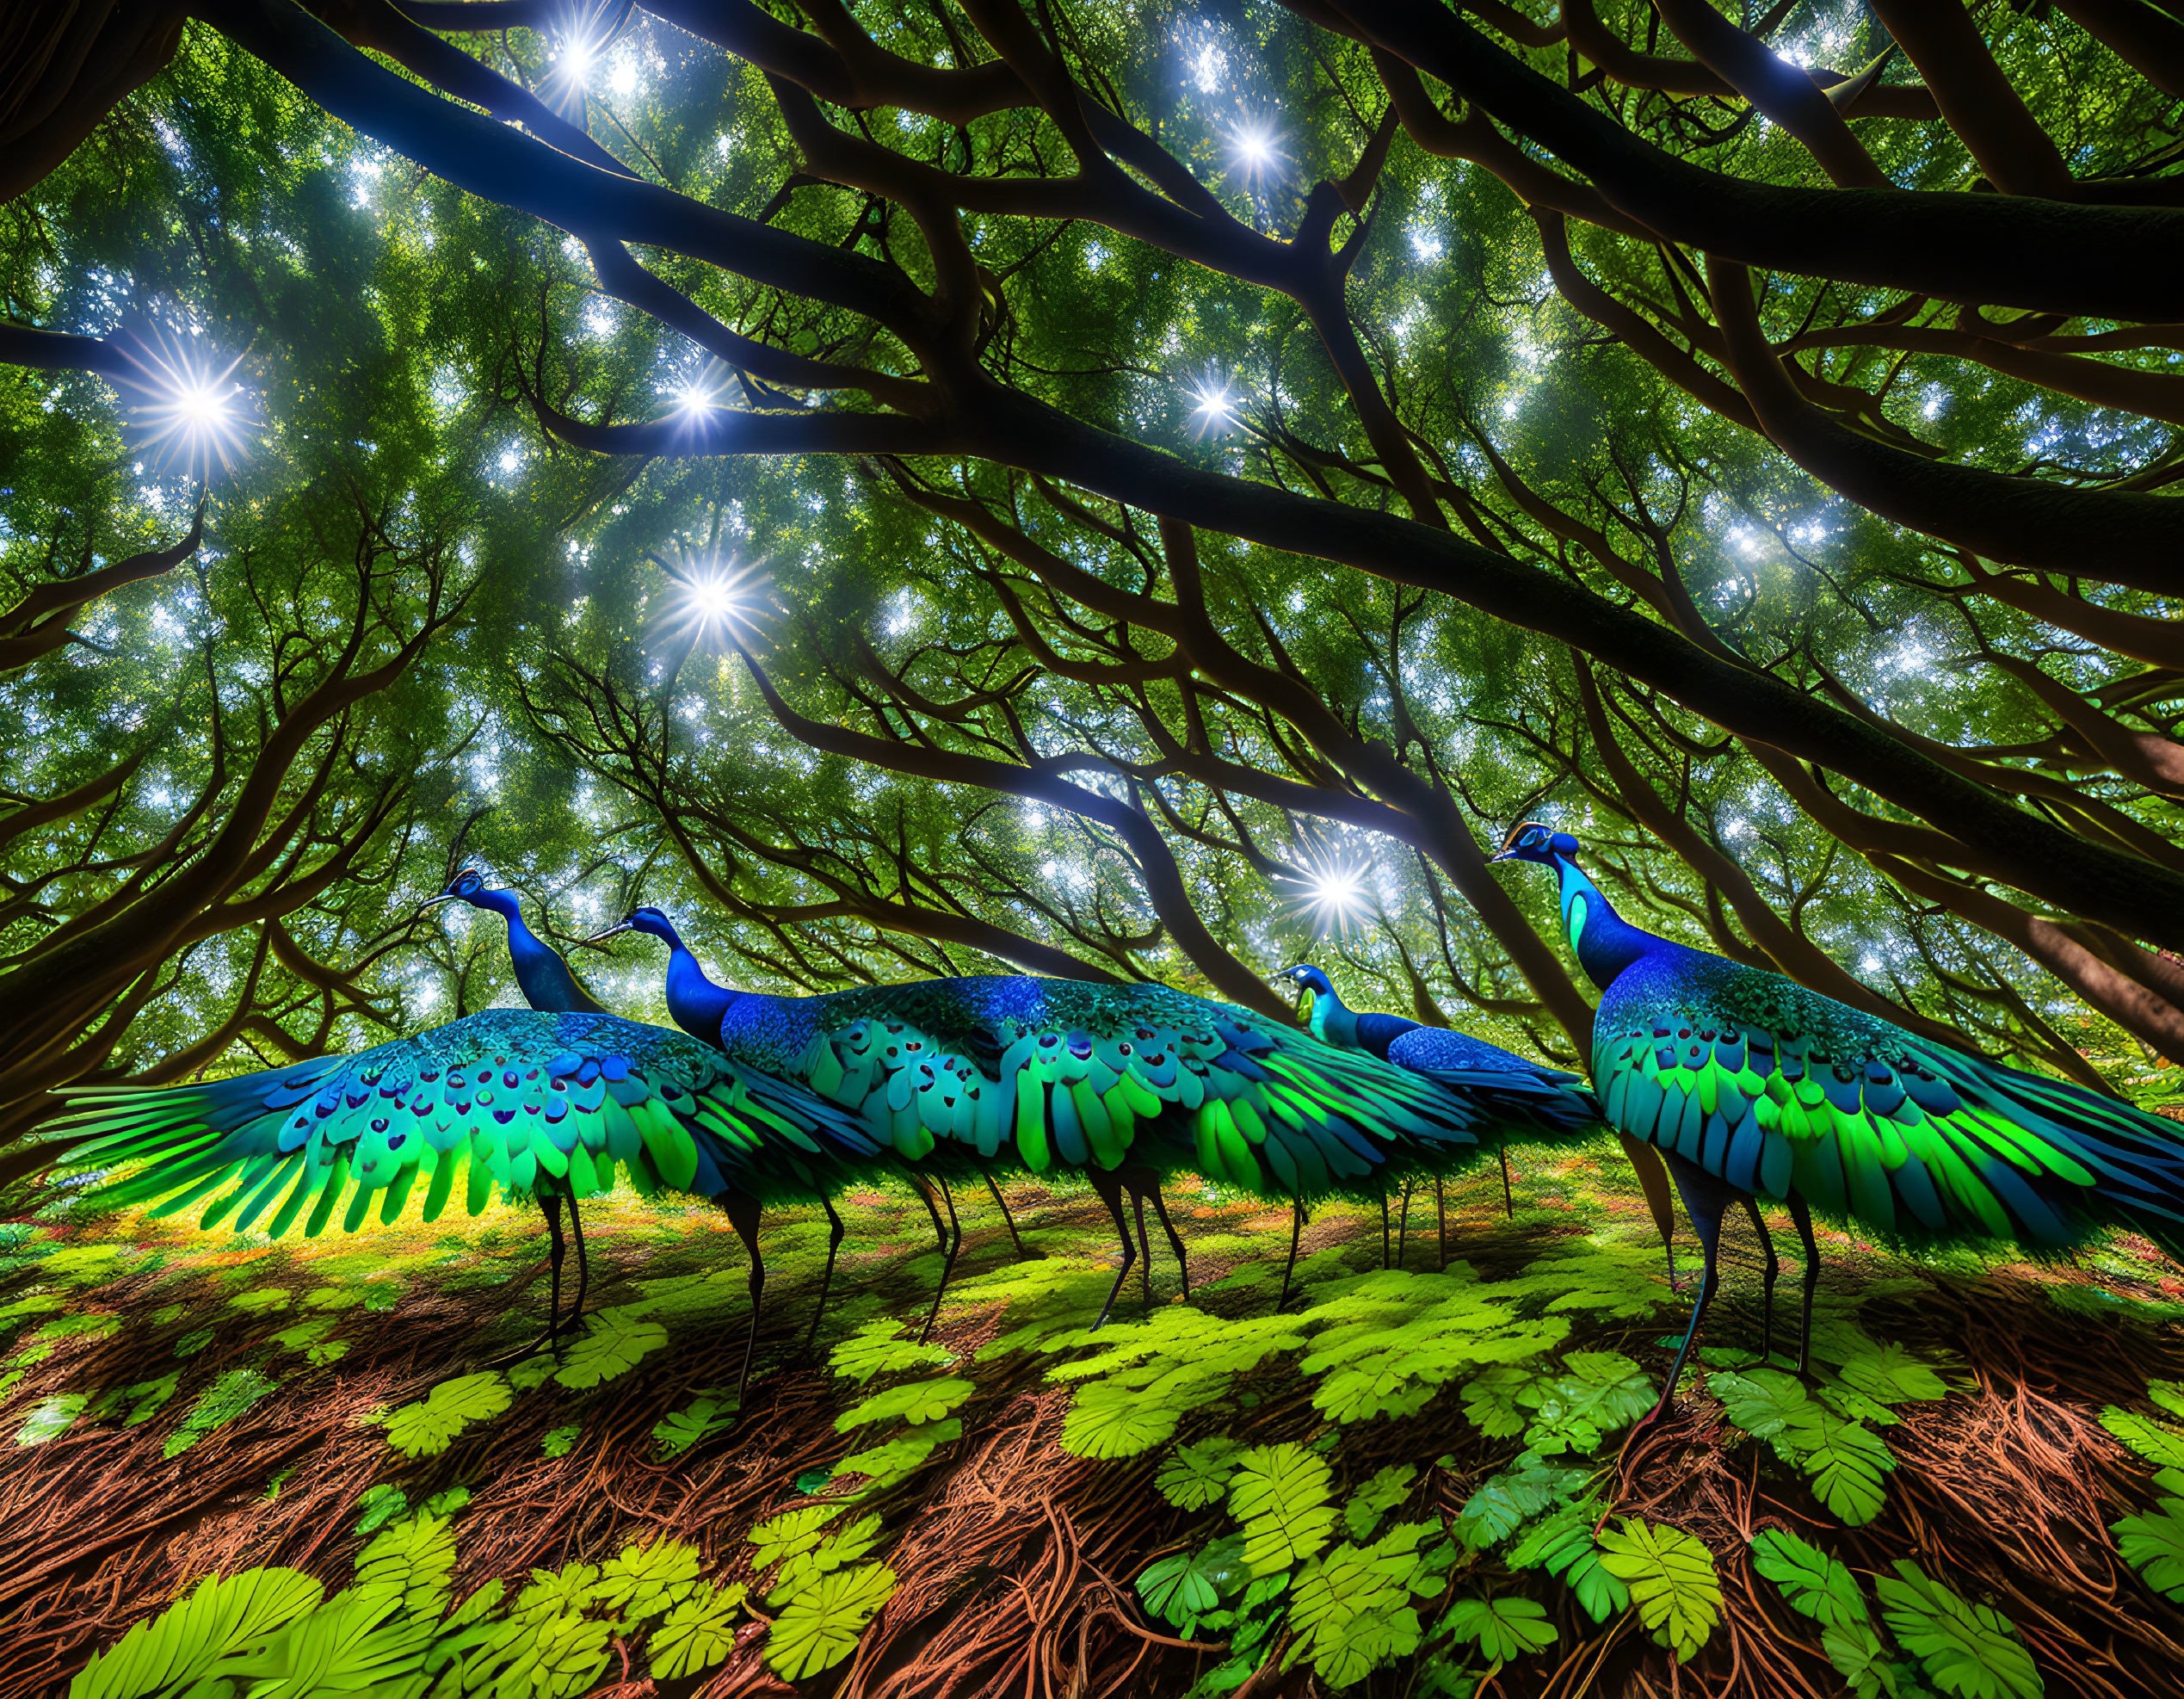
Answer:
[
  {"xmin": 1441, "ymin": 1593, "xmax": 1558, "ymax": 1668},
  {"xmin": 1750, "ymin": 1527, "xmax": 1871, "ymax": 1630},
  {"xmin": 540, "ymin": 1423, "xmax": 580, "ymax": 1458},
  {"xmin": 1874, "ymin": 1560, "xmax": 2044, "ymax": 1699},
  {"xmin": 382, "ymin": 1371, "xmax": 511, "ymax": 1458},
  {"xmin": 763, "ymin": 1562, "xmax": 897, "ymax": 1681},
  {"xmin": 172, "ymin": 1330, "xmax": 213, "ymax": 1359},
  {"xmin": 1157, "ymin": 1437, "xmax": 1244, "ymax": 1511},
  {"xmin": 1226, "ymin": 1443, "xmax": 1337, "ymax": 1575},
  {"xmin": 2113, "ymin": 1497, "xmax": 2184, "ymax": 1602},
  {"xmin": 353, "ymin": 1485, "xmax": 410, "ymax": 1537},
  {"xmin": 1463, "ymin": 1350, "xmax": 1653, "ymax": 1456},
  {"xmin": 1837, "ymin": 1343, "xmax": 1950, "ymax": 1406},
  {"xmin": 1342, "ymin": 1464, "xmax": 1418, "ymax": 1541},
  {"xmin": 551, "ymin": 1306, "xmax": 669, "ymax": 1387},
  {"xmin": 69, "ymin": 1567, "xmax": 324, "ymax": 1699},
  {"xmin": 355, "ymin": 1511, "xmax": 458, "ymax": 1617},
  {"xmin": 2101, "ymin": 1407, "xmax": 2184, "ymax": 1470},
  {"xmin": 163, "ymin": 1368, "xmax": 277, "ymax": 1459},
  {"xmin": 768, "ymin": 1515, "xmax": 886, "ymax": 1604},
  {"xmin": 648, "ymin": 1584, "xmax": 748, "ymax": 1679},
  {"xmin": 1712, "ymin": 1367, "xmax": 1896, "ymax": 1524},
  {"xmin": 1508, "ymin": 1501, "xmax": 1630, "ymax": 1623},
  {"xmin": 595, "ymin": 1535, "xmax": 706, "ymax": 1624},
  {"xmin": 830, "ymin": 1319, "xmax": 955, "ymax": 1381},
  {"xmin": 838, "ymin": 1421, "xmax": 958, "ymax": 1490},
  {"xmin": 1137, "ymin": 1534, "xmax": 1250, "ymax": 1634},
  {"xmin": 1299, "ymin": 1272, "xmax": 1566, "ymax": 1424},
  {"xmin": 1286, "ymin": 1522, "xmax": 1458, "ymax": 1685},
  {"xmin": 16, "ymin": 1392, "xmax": 89, "ymax": 1445},
  {"xmin": 227, "ymin": 1286, "xmax": 291, "ymax": 1313},
  {"xmin": 836, "ymin": 1376, "xmax": 974, "ymax": 1430},
  {"xmin": 1457, "ymin": 1453, "xmax": 1589, "ymax": 1548},
  {"xmin": 653, "ymin": 1393, "xmax": 737, "ymax": 1458},
  {"xmin": 749, "ymin": 1504, "xmax": 848, "ymax": 1575},
  {"xmin": 1595, "ymin": 1518, "xmax": 1722, "ymax": 1662}
]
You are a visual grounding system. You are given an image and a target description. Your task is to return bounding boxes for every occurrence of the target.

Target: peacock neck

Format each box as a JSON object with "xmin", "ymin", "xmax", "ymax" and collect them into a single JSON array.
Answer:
[
  {"xmin": 478, "ymin": 891, "xmax": 597, "ymax": 1015},
  {"xmin": 663, "ymin": 945, "xmax": 735, "ymax": 1046},
  {"xmin": 1305, "ymin": 992, "xmax": 1360, "ymax": 1049},
  {"xmin": 1555, "ymin": 856, "xmax": 1652, "ymax": 991}
]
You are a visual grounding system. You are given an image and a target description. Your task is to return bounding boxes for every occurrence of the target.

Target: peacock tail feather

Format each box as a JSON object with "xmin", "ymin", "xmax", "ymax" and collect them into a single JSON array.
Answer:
[
  {"xmin": 1593, "ymin": 946, "xmax": 2184, "ymax": 1261},
  {"xmin": 46, "ymin": 1010, "xmax": 883, "ymax": 1238},
  {"xmin": 723, "ymin": 976, "xmax": 1589, "ymax": 1203}
]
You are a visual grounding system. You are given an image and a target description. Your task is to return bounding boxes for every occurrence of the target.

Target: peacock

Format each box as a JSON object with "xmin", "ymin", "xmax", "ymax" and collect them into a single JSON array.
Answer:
[
  {"xmin": 1275, "ymin": 961, "xmax": 1677, "ymax": 1275},
  {"xmin": 44, "ymin": 1008, "xmax": 885, "ymax": 1393},
  {"xmin": 1490, "ymin": 820, "xmax": 2184, "ymax": 1416},
  {"xmin": 591, "ymin": 907, "xmax": 1598, "ymax": 1322},
  {"xmin": 586, "ymin": 904, "xmax": 972, "ymax": 1350},
  {"xmin": 1273, "ymin": 963, "xmax": 1612, "ymax": 1266},
  {"xmin": 49, "ymin": 869, "xmax": 884, "ymax": 1391}
]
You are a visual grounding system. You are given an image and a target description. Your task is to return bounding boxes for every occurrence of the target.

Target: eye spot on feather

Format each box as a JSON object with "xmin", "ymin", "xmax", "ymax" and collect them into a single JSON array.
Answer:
[
  {"xmin": 371, "ymin": 1118, "xmax": 389, "ymax": 1133},
  {"xmin": 386, "ymin": 1134, "xmax": 406, "ymax": 1151}
]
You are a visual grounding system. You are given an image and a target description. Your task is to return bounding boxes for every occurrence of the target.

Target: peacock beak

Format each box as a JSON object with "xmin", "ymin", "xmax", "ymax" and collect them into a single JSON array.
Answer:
[
  {"xmin": 1486, "ymin": 846, "xmax": 1517, "ymax": 864},
  {"xmin": 583, "ymin": 921, "xmax": 635, "ymax": 946},
  {"xmin": 416, "ymin": 892, "xmax": 463, "ymax": 911}
]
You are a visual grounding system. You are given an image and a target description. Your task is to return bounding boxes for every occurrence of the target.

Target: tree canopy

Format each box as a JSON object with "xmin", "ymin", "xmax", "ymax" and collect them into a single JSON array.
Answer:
[{"xmin": 7, "ymin": 0, "xmax": 2184, "ymax": 1170}]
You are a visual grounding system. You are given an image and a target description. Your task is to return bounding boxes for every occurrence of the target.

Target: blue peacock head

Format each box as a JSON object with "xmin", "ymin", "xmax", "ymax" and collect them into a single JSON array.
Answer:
[
  {"xmin": 588, "ymin": 905, "xmax": 682, "ymax": 948},
  {"xmin": 419, "ymin": 866, "xmax": 493, "ymax": 912},
  {"xmin": 1270, "ymin": 962, "xmax": 1334, "ymax": 1011},
  {"xmin": 1487, "ymin": 821, "xmax": 1579, "ymax": 869}
]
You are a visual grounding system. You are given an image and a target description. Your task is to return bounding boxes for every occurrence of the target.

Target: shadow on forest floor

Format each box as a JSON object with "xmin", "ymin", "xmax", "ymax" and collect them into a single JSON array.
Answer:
[{"xmin": 3, "ymin": 1138, "xmax": 2184, "ymax": 1698}]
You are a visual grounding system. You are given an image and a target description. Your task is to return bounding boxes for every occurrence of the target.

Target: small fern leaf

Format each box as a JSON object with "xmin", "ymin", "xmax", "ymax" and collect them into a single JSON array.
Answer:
[
  {"xmin": 2101, "ymin": 1407, "xmax": 2184, "ymax": 1471},
  {"xmin": 552, "ymin": 1307, "xmax": 669, "ymax": 1388},
  {"xmin": 763, "ymin": 1561, "xmax": 896, "ymax": 1680},
  {"xmin": 829, "ymin": 1320, "xmax": 953, "ymax": 1382},
  {"xmin": 1156, "ymin": 1438, "xmax": 1243, "ymax": 1511},
  {"xmin": 749, "ymin": 1504, "xmax": 848, "ymax": 1575},
  {"xmin": 1793, "ymin": 1413, "xmax": 1894, "ymax": 1528},
  {"xmin": 1749, "ymin": 1527, "xmax": 1870, "ymax": 1630},
  {"xmin": 354, "ymin": 1511, "xmax": 457, "ymax": 1618},
  {"xmin": 836, "ymin": 1376, "xmax": 973, "ymax": 1431},
  {"xmin": 1595, "ymin": 1518, "xmax": 1722, "ymax": 1663},
  {"xmin": 1441, "ymin": 1595, "xmax": 1558, "ymax": 1666},
  {"xmin": 1835, "ymin": 1342, "xmax": 1947, "ymax": 1406},
  {"xmin": 595, "ymin": 1535, "xmax": 706, "ymax": 1624},
  {"xmin": 653, "ymin": 1394, "xmax": 737, "ymax": 1459},
  {"xmin": 2114, "ymin": 1498, "xmax": 2184, "ymax": 1603},
  {"xmin": 70, "ymin": 1568, "xmax": 324, "ymax": 1699},
  {"xmin": 647, "ymin": 1583, "xmax": 748, "ymax": 1679},
  {"xmin": 1342, "ymin": 1464, "xmax": 1419, "ymax": 1542},
  {"xmin": 1136, "ymin": 1534, "xmax": 1249, "ymax": 1632},
  {"xmin": 1059, "ymin": 1381, "xmax": 1185, "ymax": 1459},
  {"xmin": 1874, "ymin": 1559, "xmax": 2044, "ymax": 1699},
  {"xmin": 1226, "ymin": 1443, "xmax": 1336, "ymax": 1576},
  {"xmin": 838, "ymin": 1422, "xmax": 957, "ymax": 1490},
  {"xmin": 382, "ymin": 1372, "xmax": 511, "ymax": 1459},
  {"xmin": 768, "ymin": 1516, "xmax": 888, "ymax": 1606}
]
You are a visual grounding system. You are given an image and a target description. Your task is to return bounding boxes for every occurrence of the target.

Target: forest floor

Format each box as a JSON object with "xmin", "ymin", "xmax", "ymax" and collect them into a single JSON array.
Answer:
[{"xmin": 5, "ymin": 1139, "xmax": 2184, "ymax": 1699}]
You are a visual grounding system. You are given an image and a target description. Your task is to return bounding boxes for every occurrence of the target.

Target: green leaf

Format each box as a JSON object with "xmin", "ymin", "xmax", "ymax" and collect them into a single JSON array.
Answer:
[
  {"xmin": 647, "ymin": 1583, "xmax": 749, "ymax": 1679},
  {"xmin": 163, "ymin": 1368, "xmax": 277, "ymax": 1459},
  {"xmin": 541, "ymin": 1423, "xmax": 580, "ymax": 1458},
  {"xmin": 70, "ymin": 1567, "xmax": 324, "ymax": 1699},
  {"xmin": 1157, "ymin": 1438, "xmax": 1243, "ymax": 1511},
  {"xmin": 17, "ymin": 1393, "xmax": 88, "ymax": 1445},
  {"xmin": 1750, "ymin": 1527, "xmax": 1871, "ymax": 1630},
  {"xmin": 1711, "ymin": 1367, "xmax": 1812, "ymax": 1448},
  {"xmin": 1286, "ymin": 1523, "xmax": 1441, "ymax": 1685},
  {"xmin": 475, "ymin": 1609, "xmax": 614, "ymax": 1698},
  {"xmin": 2101, "ymin": 1407, "xmax": 2184, "ymax": 1471},
  {"xmin": 114, "ymin": 1374, "xmax": 179, "ymax": 1427},
  {"xmin": 1342, "ymin": 1464, "xmax": 1418, "ymax": 1542},
  {"xmin": 2113, "ymin": 1498, "xmax": 2184, "ymax": 1602},
  {"xmin": 1456, "ymin": 1454, "xmax": 1589, "ymax": 1548},
  {"xmin": 596, "ymin": 1535, "xmax": 706, "ymax": 1623},
  {"xmin": 839, "ymin": 1420, "xmax": 958, "ymax": 1489},
  {"xmin": 423, "ymin": 1486, "xmax": 472, "ymax": 1519},
  {"xmin": 1442, "ymin": 1594, "xmax": 1558, "ymax": 1665},
  {"xmin": 510, "ymin": 1563, "xmax": 602, "ymax": 1630},
  {"xmin": 1595, "ymin": 1517, "xmax": 1722, "ymax": 1662},
  {"xmin": 1798, "ymin": 1413, "xmax": 1896, "ymax": 1528},
  {"xmin": 829, "ymin": 1319, "xmax": 954, "ymax": 1382},
  {"xmin": 1875, "ymin": 1559, "xmax": 2044, "ymax": 1699},
  {"xmin": 750, "ymin": 1504, "xmax": 848, "ymax": 1575},
  {"xmin": 1060, "ymin": 1380, "xmax": 1187, "ymax": 1459},
  {"xmin": 382, "ymin": 1371, "xmax": 511, "ymax": 1458},
  {"xmin": 1226, "ymin": 1443, "xmax": 1336, "ymax": 1576},
  {"xmin": 836, "ymin": 1376, "xmax": 974, "ymax": 1430},
  {"xmin": 355, "ymin": 1510, "xmax": 457, "ymax": 1616},
  {"xmin": 654, "ymin": 1393, "xmax": 737, "ymax": 1459},
  {"xmin": 352, "ymin": 1484, "xmax": 409, "ymax": 1538},
  {"xmin": 1835, "ymin": 1342, "xmax": 1948, "ymax": 1406},
  {"xmin": 763, "ymin": 1562, "xmax": 896, "ymax": 1680},
  {"xmin": 1138, "ymin": 1534, "xmax": 1249, "ymax": 1631},
  {"xmin": 172, "ymin": 1329, "xmax": 213, "ymax": 1359},
  {"xmin": 1507, "ymin": 1502, "xmax": 1629, "ymax": 1623},
  {"xmin": 228, "ymin": 1287, "xmax": 290, "ymax": 1313},
  {"xmin": 2150, "ymin": 1381, "xmax": 2184, "ymax": 1421},
  {"xmin": 770, "ymin": 1515, "xmax": 888, "ymax": 1604},
  {"xmin": 553, "ymin": 1307, "xmax": 669, "ymax": 1387},
  {"xmin": 1823, "ymin": 1620, "xmax": 1916, "ymax": 1699}
]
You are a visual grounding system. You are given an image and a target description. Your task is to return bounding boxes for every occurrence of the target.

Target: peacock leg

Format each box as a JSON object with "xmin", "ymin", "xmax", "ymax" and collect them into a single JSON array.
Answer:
[
  {"xmin": 804, "ymin": 1195, "xmax": 847, "ymax": 1356},
  {"xmin": 563, "ymin": 1182, "xmax": 591, "ymax": 1341},
  {"xmin": 1394, "ymin": 1180, "xmax": 1413, "ymax": 1271},
  {"xmin": 1379, "ymin": 1190, "xmax": 1392, "ymax": 1270},
  {"xmin": 1133, "ymin": 1169, "xmax": 1191, "ymax": 1301},
  {"xmin": 1743, "ymin": 1198, "xmax": 1780, "ymax": 1364},
  {"xmin": 910, "ymin": 1175, "xmax": 962, "ymax": 1345},
  {"xmin": 1085, "ymin": 1165, "xmax": 1137, "ymax": 1330},
  {"xmin": 1788, "ymin": 1192, "xmax": 1822, "ymax": 1377},
  {"xmin": 1499, "ymin": 1138, "xmax": 1515, "ymax": 1219},
  {"xmin": 1132, "ymin": 1184, "xmax": 1155, "ymax": 1305},
  {"xmin": 983, "ymin": 1166, "xmax": 1030, "ymax": 1259},
  {"xmin": 719, "ymin": 1191, "xmax": 766, "ymax": 1399},
  {"xmin": 483, "ymin": 1191, "xmax": 567, "ymax": 1368},
  {"xmin": 1649, "ymin": 1150, "xmax": 1736, "ymax": 1422},
  {"xmin": 1277, "ymin": 1197, "xmax": 1310, "ymax": 1311},
  {"xmin": 1435, "ymin": 1176, "xmax": 1447, "ymax": 1271}
]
